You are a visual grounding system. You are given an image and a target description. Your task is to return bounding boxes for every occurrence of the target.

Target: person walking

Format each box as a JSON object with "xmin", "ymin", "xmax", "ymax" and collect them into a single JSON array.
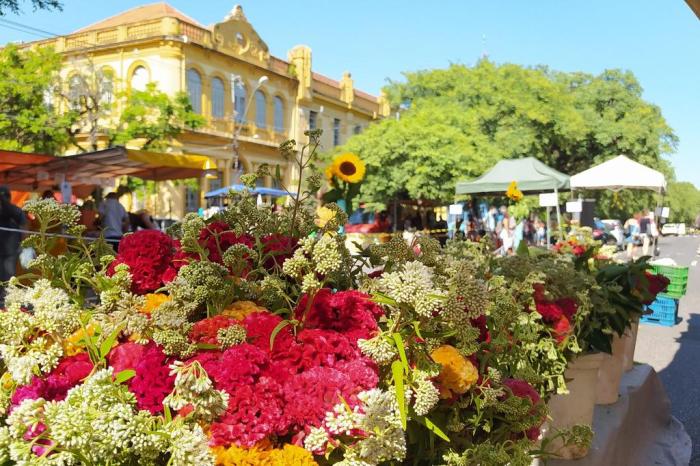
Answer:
[
  {"xmin": 0, "ymin": 186, "xmax": 26, "ymax": 299},
  {"xmin": 624, "ymin": 214, "xmax": 641, "ymax": 259},
  {"xmin": 98, "ymin": 192, "xmax": 129, "ymax": 250}
]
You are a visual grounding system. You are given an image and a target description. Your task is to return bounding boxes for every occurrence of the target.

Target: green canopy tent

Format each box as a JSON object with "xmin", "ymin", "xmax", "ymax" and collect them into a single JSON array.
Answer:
[{"xmin": 455, "ymin": 157, "xmax": 571, "ymax": 247}]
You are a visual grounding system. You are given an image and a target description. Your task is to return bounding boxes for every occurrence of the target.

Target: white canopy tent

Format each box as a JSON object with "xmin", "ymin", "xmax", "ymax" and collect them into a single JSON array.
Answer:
[{"xmin": 570, "ymin": 155, "xmax": 667, "ymax": 193}]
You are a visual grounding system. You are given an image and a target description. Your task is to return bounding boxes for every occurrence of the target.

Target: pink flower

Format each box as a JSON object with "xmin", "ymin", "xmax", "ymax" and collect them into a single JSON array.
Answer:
[{"xmin": 119, "ymin": 342, "xmax": 174, "ymax": 414}]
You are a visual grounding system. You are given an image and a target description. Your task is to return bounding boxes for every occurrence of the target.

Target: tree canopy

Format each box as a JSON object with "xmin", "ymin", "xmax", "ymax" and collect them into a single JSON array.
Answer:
[
  {"xmin": 666, "ymin": 181, "xmax": 700, "ymax": 225},
  {"xmin": 339, "ymin": 60, "xmax": 678, "ymax": 215},
  {"xmin": 0, "ymin": 0, "xmax": 60, "ymax": 15}
]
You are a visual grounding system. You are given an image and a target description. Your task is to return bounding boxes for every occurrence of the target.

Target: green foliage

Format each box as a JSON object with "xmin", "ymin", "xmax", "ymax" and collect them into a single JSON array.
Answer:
[
  {"xmin": 0, "ymin": 0, "xmax": 61, "ymax": 15},
  {"xmin": 339, "ymin": 61, "xmax": 677, "ymax": 213},
  {"xmin": 0, "ymin": 44, "xmax": 75, "ymax": 153},
  {"xmin": 666, "ymin": 181, "xmax": 700, "ymax": 225},
  {"xmin": 110, "ymin": 82, "xmax": 205, "ymax": 151}
]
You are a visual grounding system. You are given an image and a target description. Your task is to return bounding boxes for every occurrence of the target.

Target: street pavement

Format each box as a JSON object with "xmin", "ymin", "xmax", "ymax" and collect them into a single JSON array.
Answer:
[{"xmin": 634, "ymin": 235, "xmax": 700, "ymax": 465}]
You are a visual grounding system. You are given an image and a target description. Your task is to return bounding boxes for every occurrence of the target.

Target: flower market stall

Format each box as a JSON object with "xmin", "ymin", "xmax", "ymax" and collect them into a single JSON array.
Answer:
[{"xmin": 0, "ymin": 134, "xmax": 684, "ymax": 465}]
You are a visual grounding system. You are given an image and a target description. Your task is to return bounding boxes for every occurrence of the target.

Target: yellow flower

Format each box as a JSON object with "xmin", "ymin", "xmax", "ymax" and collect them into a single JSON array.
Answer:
[
  {"xmin": 222, "ymin": 301, "xmax": 267, "ymax": 320},
  {"xmin": 331, "ymin": 153, "xmax": 365, "ymax": 184},
  {"xmin": 430, "ymin": 345, "xmax": 479, "ymax": 398},
  {"xmin": 315, "ymin": 205, "xmax": 336, "ymax": 229},
  {"xmin": 63, "ymin": 324, "xmax": 97, "ymax": 356},
  {"xmin": 1, "ymin": 372, "xmax": 15, "ymax": 391},
  {"xmin": 506, "ymin": 181, "xmax": 524, "ymax": 202},
  {"xmin": 267, "ymin": 445, "xmax": 318, "ymax": 465},
  {"xmin": 324, "ymin": 164, "xmax": 336, "ymax": 182},
  {"xmin": 141, "ymin": 293, "xmax": 171, "ymax": 314}
]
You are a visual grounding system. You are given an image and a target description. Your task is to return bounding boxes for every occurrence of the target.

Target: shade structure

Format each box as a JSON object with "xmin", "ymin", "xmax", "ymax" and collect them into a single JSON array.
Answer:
[
  {"xmin": 0, "ymin": 147, "xmax": 218, "ymax": 191},
  {"xmin": 455, "ymin": 157, "xmax": 570, "ymax": 195},
  {"xmin": 205, "ymin": 184, "xmax": 294, "ymax": 198},
  {"xmin": 570, "ymin": 155, "xmax": 666, "ymax": 194}
]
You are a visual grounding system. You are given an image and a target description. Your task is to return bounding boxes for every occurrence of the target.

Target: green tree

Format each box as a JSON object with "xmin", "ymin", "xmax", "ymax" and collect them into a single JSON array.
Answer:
[
  {"xmin": 666, "ymin": 181, "xmax": 700, "ymax": 225},
  {"xmin": 0, "ymin": 0, "xmax": 60, "ymax": 15},
  {"xmin": 340, "ymin": 61, "xmax": 677, "ymax": 214},
  {"xmin": 109, "ymin": 82, "xmax": 205, "ymax": 151},
  {"xmin": 0, "ymin": 44, "xmax": 75, "ymax": 153}
]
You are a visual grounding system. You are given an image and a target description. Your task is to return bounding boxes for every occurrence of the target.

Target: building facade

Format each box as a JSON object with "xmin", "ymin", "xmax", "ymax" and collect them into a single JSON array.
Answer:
[{"xmin": 22, "ymin": 3, "xmax": 389, "ymax": 218}]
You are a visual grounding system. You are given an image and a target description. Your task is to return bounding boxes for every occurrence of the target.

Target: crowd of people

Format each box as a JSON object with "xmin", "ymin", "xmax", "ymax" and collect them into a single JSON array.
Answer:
[{"xmin": 0, "ymin": 186, "xmax": 159, "ymax": 301}]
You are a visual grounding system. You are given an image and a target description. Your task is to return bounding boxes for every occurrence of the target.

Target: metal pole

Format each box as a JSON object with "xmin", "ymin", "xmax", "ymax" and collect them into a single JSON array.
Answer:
[
  {"xmin": 546, "ymin": 206, "xmax": 551, "ymax": 249},
  {"xmin": 555, "ymin": 186, "xmax": 563, "ymax": 241}
]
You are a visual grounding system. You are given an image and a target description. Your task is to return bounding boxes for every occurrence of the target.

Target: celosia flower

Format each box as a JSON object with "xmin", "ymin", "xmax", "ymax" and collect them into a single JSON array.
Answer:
[
  {"xmin": 199, "ymin": 221, "xmax": 254, "ymax": 268},
  {"xmin": 430, "ymin": 345, "xmax": 479, "ymax": 398},
  {"xmin": 212, "ymin": 443, "xmax": 318, "ymax": 466},
  {"xmin": 534, "ymin": 301, "xmax": 564, "ymax": 324},
  {"xmin": 502, "ymin": 378, "xmax": 544, "ymax": 440},
  {"xmin": 295, "ymin": 289, "xmax": 383, "ymax": 344},
  {"xmin": 242, "ymin": 311, "xmax": 294, "ymax": 354},
  {"xmin": 552, "ymin": 315, "xmax": 572, "ymax": 344},
  {"xmin": 11, "ymin": 353, "xmax": 93, "ymax": 408},
  {"xmin": 261, "ymin": 233, "xmax": 298, "ymax": 269},
  {"xmin": 189, "ymin": 315, "xmax": 240, "ymax": 346},
  {"xmin": 640, "ymin": 272, "xmax": 670, "ymax": 305},
  {"xmin": 108, "ymin": 230, "xmax": 176, "ymax": 295}
]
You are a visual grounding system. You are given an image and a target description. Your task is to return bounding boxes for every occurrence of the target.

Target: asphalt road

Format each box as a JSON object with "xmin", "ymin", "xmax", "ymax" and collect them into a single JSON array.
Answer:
[{"xmin": 634, "ymin": 235, "xmax": 700, "ymax": 465}]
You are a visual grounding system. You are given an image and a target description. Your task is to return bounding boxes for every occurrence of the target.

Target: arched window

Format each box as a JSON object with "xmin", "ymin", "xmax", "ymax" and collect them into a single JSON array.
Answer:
[
  {"xmin": 131, "ymin": 65, "xmax": 148, "ymax": 91},
  {"xmin": 99, "ymin": 68, "xmax": 114, "ymax": 105},
  {"xmin": 234, "ymin": 80, "xmax": 246, "ymax": 123},
  {"xmin": 255, "ymin": 90, "xmax": 266, "ymax": 128},
  {"xmin": 186, "ymin": 68, "xmax": 202, "ymax": 114},
  {"xmin": 273, "ymin": 96, "xmax": 284, "ymax": 132},
  {"xmin": 68, "ymin": 75, "xmax": 84, "ymax": 110},
  {"xmin": 211, "ymin": 77, "xmax": 225, "ymax": 118}
]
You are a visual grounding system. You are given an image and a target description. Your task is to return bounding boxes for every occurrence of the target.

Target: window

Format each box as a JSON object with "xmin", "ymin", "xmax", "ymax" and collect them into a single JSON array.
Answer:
[
  {"xmin": 186, "ymin": 68, "xmax": 202, "ymax": 114},
  {"xmin": 68, "ymin": 75, "xmax": 84, "ymax": 110},
  {"xmin": 308, "ymin": 110, "xmax": 318, "ymax": 130},
  {"xmin": 99, "ymin": 69, "xmax": 114, "ymax": 105},
  {"xmin": 255, "ymin": 90, "xmax": 266, "ymax": 128},
  {"xmin": 333, "ymin": 118, "xmax": 341, "ymax": 146},
  {"xmin": 211, "ymin": 77, "xmax": 225, "ymax": 118},
  {"xmin": 131, "ymin": 65, "xmax": 148, "ymax": 91},
  {"xmin": 353, "ymin": 125, "xmax": 362, "ymax": 135},
  {"xmin": 273, "ymin": 96, "xmax": 284, "ymax": 132},
  {"xmin": 234, "ymin": 81, "xmax": 246, "ymax": 123}
]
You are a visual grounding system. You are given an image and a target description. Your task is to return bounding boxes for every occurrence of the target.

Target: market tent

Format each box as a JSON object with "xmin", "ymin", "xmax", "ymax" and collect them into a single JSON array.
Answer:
[
  {"xmin": 0, "ymin": 147, "xmax": 218, "ymax": 191},
  {"xmin": 455, "ymin": 157, "xmax": 570, "ymax": 195},
  {"xmin": 205, "ymin": 184, "xmax": 294, "ymax": 198},
  {"xmin": 570, "ymin": 155, "xmax": 666, "ymax": 193}
]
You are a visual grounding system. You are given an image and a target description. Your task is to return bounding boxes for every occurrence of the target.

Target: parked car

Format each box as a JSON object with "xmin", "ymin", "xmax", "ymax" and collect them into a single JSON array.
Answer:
[{"xmin": 661, "ymin": 223, "xmax": 686, "ymax": 236}]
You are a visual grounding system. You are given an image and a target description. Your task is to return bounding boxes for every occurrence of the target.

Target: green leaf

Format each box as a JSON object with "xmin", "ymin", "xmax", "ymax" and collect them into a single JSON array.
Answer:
[
  {"xmin": 114, "ymin": 369, "xmax": 136, "ymax": 384},
  {"xmin": 196, "ymin": 343, "xmax": 220, "ymax": 350},
  {"xmin": 417, "ymin": 415, "xmax": 451, "ymax": 442},
  {"xmin": 163, "ymin": 404, "xmax": 173, "ymax": 423},
  {"xmin": 411, "ymin": 321, "xmax": 424, "ymax": 340},
  {"xmin": 516, "ymin": 239, "xmax": 530, "ymax": 257},
  {"xmin": 99, "ymin": 323, "xmax": 125, "ymax": 359},
  {"xmin": 270, "ymin": 320, "xmax": 291, "ymax": 351},
  {"xmin": 391, "ymin": 360, "xmax": 407, "ymax": 430},
  {"xmin": 392, "ymin": 332, "xmax": 409, "ymax": 373},
  {"xmin": 371, "ymin": 292, "xmax": 398, "ymax": 306}
]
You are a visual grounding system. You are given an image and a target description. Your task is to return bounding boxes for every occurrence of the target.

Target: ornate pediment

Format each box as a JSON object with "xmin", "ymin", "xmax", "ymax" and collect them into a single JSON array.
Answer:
[{"xmin": 212, "ymin": 5, "xmax": 270, "ymax": 66}]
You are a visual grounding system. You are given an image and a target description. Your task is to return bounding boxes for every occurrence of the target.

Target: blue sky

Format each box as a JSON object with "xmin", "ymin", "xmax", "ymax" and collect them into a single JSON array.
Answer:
[{"xmin": 2, "ymin": 0, "xmax": 699, "ymax": 186}]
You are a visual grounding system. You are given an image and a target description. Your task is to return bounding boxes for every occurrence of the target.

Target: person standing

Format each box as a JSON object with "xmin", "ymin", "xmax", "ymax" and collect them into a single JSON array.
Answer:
[
  {"xmin": 98, "ymin": 192, "xmax": 129, "ymax": 250},
  {"xmin": 0, "ymin": 186, "xmax": 26, "ymax": 294}
]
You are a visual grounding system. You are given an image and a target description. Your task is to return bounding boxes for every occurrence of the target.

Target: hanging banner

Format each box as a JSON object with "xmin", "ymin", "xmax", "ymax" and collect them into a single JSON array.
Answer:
[{"xmin": 566, "ymin": 200, "xmax": 582, "ymax": 213}]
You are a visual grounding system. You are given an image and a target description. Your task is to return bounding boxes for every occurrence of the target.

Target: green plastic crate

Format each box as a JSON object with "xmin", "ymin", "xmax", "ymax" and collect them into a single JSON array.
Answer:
[{"xmin": 651, "ymin": 264, "xmax": 689, "ymax": 299}]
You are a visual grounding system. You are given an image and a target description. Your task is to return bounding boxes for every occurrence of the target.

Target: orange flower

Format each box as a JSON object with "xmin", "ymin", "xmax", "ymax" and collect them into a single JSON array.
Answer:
[
  {"xmin": 141, "ymin": 293, "xmax": 171, "ymax": 314},
  {"xmin": 430, "ymin": 345, "xmax": 479, "ymax": 398},
  {"xmin": 63, "ymin": 324, "xmax": 97, "ymax": 356},
  {"xmin": 222, "ymin": 301, "xmax": 267, "ymax": 320}
]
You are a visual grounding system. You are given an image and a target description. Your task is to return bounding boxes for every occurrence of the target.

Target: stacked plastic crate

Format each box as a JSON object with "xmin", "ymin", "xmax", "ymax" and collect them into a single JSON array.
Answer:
[{"xmin": 642, "ymin": 264, "xmax": 689, "ymax": 326}]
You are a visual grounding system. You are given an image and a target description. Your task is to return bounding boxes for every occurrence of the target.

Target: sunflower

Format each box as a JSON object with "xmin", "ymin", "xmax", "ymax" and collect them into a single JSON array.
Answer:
[{"xmin": 331, "ymin": 153, "xmax": 366, "ymax": 184}]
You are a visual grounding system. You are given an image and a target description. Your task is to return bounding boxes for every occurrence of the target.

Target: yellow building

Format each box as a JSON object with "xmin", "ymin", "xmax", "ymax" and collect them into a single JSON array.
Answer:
[{"xmin": 21, "ymin": 3, "xmax": 389, "ymax": 218}]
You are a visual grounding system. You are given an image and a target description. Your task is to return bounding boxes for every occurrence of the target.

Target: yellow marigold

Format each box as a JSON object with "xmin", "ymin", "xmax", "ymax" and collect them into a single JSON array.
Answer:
[
  {"xmin": 430, "ymin": 345, "xmax": 479, "ymax": 398},
  {"xmin": 222, "ymin": 301, "xmax": 267, "ymax": 320},
  {"xmin": 331, "ymin": 153, "xmax": 365, "ymax": 184},
  {"xmin": 63, "ymin": 324, "xmax": 97, "ymax": 356},
  {"xmin": 212, "ymin": 445, "xmax": 268, "ymax": 466},
  {"xmin": 267, "ymin": 444, "xmax": 318, "ymax": 465},
  {"xmin": 141, "ymin": 293, "xmax": 171, "ymax": 314},
  {"xmin": 315, "ymin": 205, "xmax": 336, "ymax": 229},
  {"xmin": 506, "ymin": 181, "xmax": 524, "ymax": 202}
]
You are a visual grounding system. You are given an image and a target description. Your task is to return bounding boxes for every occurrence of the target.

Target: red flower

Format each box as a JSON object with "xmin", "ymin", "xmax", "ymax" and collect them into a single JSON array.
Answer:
[
  {"xmin": 189, "ymin": 315, "xmax": 240, "ymax": 345},
  {"xmin": 199, "ymin": 221, "xmax": 254, "ymax": 268},
  {"xmin": 108, "ymin": 230, "xmax": 175, "ymax": 295},
  {"xmin": 502, "ymin": 378, "xmax": 544, "ymax": 440},
  {"xmin": 552, "ymin": 315, "xmax": 572, "ymax": 343},
  {"xmin": 554, "ymin": 297, "xmax": 578, "ymax": 320},
  {"xmin": 188, "ymin": 344, "xmax": 270, "ymax": 395},
  {"xmin": 242, "ymin": 311, "xmax": 294, "ymax": 354},
  {"xmin": 261, "ymin": 234, "xmax": 298, "ymax": 269},
  {"xmin": 295, "ymin": 289, "xmax": 383, "ymax": 344},
  {"xmin": 113, "ymin": 342, "xmax": 174, "ymax": 414},
  {"xmin": 11, "ymin": 353, "xmax": 93, "ymax": 409},
  {"xmin": 642, "ymin": 272, "xmax": 670, "ymax": 304},
  {"xmin": 470, "ymin": 314, "xmax": 491, "ymax": 343},
  {"xmin": 534, "ymin": 300, "xmax": 564, "ymax": 324}
]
